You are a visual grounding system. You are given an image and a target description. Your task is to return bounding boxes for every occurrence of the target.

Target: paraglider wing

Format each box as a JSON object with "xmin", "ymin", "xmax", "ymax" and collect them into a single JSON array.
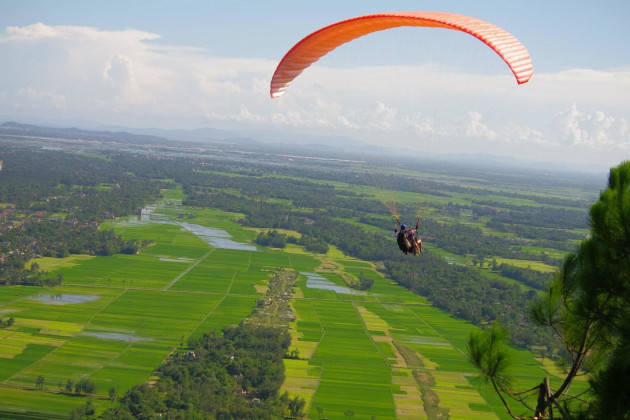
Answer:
[{"xmin": 270, "ymin": 11, "xmax": 532, "ymax": 98}]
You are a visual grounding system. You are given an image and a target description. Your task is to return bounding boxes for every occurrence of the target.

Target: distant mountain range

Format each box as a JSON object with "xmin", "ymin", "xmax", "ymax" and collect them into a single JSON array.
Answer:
[
  {"xmin": 0, "ymin": 121, "xmax": 379, "ymax": 155},
  {"xmin": 0, "ymin": 121, "xmax": 172, "ymax": 145},
  {"xmin": 102, "ymin": 125, "xmax": 377, "ymax": 153},
  {"xmin": 0, "ymin": 120, "xmax": 608, "ymax": 175}
]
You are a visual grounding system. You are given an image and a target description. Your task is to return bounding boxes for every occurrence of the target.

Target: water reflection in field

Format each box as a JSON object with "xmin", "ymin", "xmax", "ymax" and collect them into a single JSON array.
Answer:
[
  {"xmin": 116, "ymin": 208, "xmax": 257, "ymax": 251},
  {"xmin": 302, "ymin": 272, "xmax": 364, "ymax": 295},
  {"xmin": 180, "ymin": 222, "xmax": 257, "ymax": 251},
  {"xmin": 82, "ymin": 332, "xmax": 152, "ymax": 342},
  {"xmin": 32, "ymin": 294, "xmax": 99, "ymax": 305},
  {"xmin": 396, "ymin": 334, "xmax": 450, "ymax": 346}
]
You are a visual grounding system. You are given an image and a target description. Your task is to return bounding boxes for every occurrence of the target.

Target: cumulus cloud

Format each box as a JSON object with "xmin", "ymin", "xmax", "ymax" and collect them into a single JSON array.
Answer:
[
  {"xmin": 102, "ymin": 54, "xmax": 140, "ymax": 103},
  {"xmin": 0, "ymin": 23, "xmax": 274, "ymax": 125},
  {"xmin": 552, "ymin": 103, "xmax": 629, "ymax": 150},
  {"xmin": 0, "ymin": 22, "xmax": 628, "ymax": 168},
  {"xmin": 454, "ymin": 111, "xmax": 497, "ymax": 141},
  {"xmin": 0, "ymin": 22, "xmax": 162, "ymax": 43},
  {"xmin": 18, "ymin": 87, "xmax": 67, "ymax": 109},
  {"xmin": 503, "ymin": 123, "xmax": 545, "ymax": 145}
]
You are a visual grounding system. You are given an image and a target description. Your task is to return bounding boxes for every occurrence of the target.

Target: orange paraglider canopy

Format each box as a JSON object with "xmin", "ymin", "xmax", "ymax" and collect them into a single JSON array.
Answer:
[{"xmin": 270, "ymin": 11, "xmax": 532, "ymax": 98}]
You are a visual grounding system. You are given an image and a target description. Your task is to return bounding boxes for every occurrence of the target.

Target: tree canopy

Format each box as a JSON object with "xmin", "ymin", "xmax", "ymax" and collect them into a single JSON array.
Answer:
[{"xmin": 469, "ymin": 161, "xmax": 630, "ymax": 419}]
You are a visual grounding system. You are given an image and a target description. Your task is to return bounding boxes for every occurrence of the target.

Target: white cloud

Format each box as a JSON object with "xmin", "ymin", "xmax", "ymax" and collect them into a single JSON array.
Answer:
[
  {"xmin": 552, "ymin": 103, "xmax": 629, "ymax": 150},
  {"xmin": 0, "ymin": 23, "xmax": 279, "ymax": 126},
  {"xmin": 454, "ymin": 111, "xmax": 497, "ymax": 141},
  {"xmin": 0, "ymin": 22, "xmax": 628, "ymax": 168},
  {"xmin": 0, "ymin": 22, "xmax": 161, "ymax": 44},
  {"xmin": 503, "ymin": 123, "xmax": 545, "ymax": 145},
  {"xmin": 102, "ymin": 54, "xmax": 141, "ymax": 104},
  {"xmin": 18, "ymin": 87, "xmax": 67, "ymax": 109},
  {"xmin": 400, "ymin": 112, "xmax": 435, "ymax": 135}
]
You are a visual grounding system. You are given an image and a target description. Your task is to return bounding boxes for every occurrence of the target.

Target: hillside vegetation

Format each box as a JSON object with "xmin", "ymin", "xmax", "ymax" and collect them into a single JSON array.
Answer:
[{"xmin": 0, "ymin": 137, "xmax": 609, "ymax": 419}]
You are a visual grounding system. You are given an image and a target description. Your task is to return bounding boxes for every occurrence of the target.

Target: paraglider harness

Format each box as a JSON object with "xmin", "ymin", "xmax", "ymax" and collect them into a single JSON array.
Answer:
[{"xmin": 395, "ymin": 217, "xmax": 422, "ymax": 256}]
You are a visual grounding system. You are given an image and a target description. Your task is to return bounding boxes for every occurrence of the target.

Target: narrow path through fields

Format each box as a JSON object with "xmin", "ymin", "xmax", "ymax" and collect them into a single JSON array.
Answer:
[
  {"xmin": 162, "ymin": 249, "xmax": 215, "ymax": 291},
  {"xmin": 85, "ymin": 288, "xmax": 127, "ymax": 325}
]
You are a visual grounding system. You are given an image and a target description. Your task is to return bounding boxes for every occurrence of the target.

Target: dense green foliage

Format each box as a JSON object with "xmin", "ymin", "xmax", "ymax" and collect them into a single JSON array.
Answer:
[
  {"xmin": 187, "ymin": 183, "xmax": 551, "ymax": 348},
  {"xmin": 467, "ymin": 324, "xmax": 517, "ymax": 417},
  {"xmin": 162, "ymin": 155, "xmax": 577, "ymax": 352},
  {"xmin": 102, "ymin": 325, "xmax": 294, "ymax": 420},
  {"xmin": 469, "ymin": 161, "xmax": 630, "ymax": 419},
  {"xmin": 496, "ymin": 263, "xmax": 554, "ymax": 290},
  {"xmin": 0, "ymin": 142, "xmax": 605, "ymax": 418},
  {"xmin": 578, "ymin": 161, "xmax": 630, "ymax": 418},
  {"xmin": 0, "ymin": 317, "xmax": 15, "ymax": 328},
  {"xmin": 0, "ymin": 150, "xmax": 163, "ymax": 217},
  {"xmin": 0, "ymin": 150, "xmax": 163, "ymax": 284},
  {"xmin": 101, "ymin": 269, "xmax": 303, "ymax": 420},
  {"xmin": 255, "ymin": 230, "xmax": 288, "ymax": 248},
  {"xmin": 0, "ymin": 147, "xmax": 586, "ymax": 353}
]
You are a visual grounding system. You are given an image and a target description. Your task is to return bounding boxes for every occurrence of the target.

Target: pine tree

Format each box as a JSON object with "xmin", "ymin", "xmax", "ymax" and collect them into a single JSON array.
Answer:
[{"xmin": 468, "ymin": 161, "xmax": 630, "ymax": 419}]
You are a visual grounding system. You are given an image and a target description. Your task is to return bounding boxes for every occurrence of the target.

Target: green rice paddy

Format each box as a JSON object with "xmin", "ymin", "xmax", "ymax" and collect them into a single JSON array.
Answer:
[{"xmin": 1, "ymin": 202, "xmax": 571, "ymax": 419}]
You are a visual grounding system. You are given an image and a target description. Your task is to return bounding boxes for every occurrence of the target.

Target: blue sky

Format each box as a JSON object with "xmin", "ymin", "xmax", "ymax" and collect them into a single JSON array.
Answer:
[{"xmin": 1, "ymin": 0, "xmax": 629, "ymax": 171}]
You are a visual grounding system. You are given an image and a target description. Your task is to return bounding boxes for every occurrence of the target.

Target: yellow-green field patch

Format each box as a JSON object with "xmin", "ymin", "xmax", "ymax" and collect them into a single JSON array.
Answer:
[
  {"xmin": 2, "ymin": 190, "xmax": 576, "ymax": 419},
  {"xmin": 281, "ymin": 358, "xmax": 320, "ymax": 407},
  {"xmin": 244, "ymin": 227, "xmax": 300, "ymax": 238},
  {"xmin": 432, "ymin": 370, "xmax": 498, "ymax": 419},
  {"xmin": 356, "ymin": 305, "xmax": 389, "ymax": 332},
  {"xmin": 283, "ymin": 243, "xmax": 310, "ymax": 255},
  {"xmin": 38, "ymin": 321, "xmax": 84, "ymax": 337},
  {"xmin": 392, "ymin": 367, "xmax": 424, "ymax": 418},
  {"xmin": 492, "ymin": 257, "xmax": 557, "ymax": 273},
  {"xmin": 28, "ymin": 254, "xmax": 94, "ymax": 272},
  {"xmin": 0, "ymin": 330, "xmax": 65, "ymax": 358},
  {"xmin": 287, "ymin": 314, "xmax": 319, "ymax": 359}
]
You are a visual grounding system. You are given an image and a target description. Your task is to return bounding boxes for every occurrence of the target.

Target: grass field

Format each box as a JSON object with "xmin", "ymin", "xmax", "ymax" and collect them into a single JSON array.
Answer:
[
  {"xmin": 1, "ymin": 199, "xmax": 578, "ymax": 419},
  {"xmin": 278, "ymin": 247, "xmax": 565, "ymax": 419},
  {"xmin": 0, "ymin": 206, "xmax": 274, "ymax": 417}
]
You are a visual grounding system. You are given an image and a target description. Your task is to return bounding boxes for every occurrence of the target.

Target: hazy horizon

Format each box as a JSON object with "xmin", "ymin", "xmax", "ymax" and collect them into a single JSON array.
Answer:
[{"xmin": 1, "ymin": 1, "xmax": 628, "ymax": 171}]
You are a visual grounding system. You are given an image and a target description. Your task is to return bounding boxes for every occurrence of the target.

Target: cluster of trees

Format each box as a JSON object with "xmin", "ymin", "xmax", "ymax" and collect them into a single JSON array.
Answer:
[
  {"xmin": 494, "ymin": 263, "xmax": 554, "ymax": 290},
  {"xmin": 3, "ymin": 219, "xmax": 146, "ymax": 258},
  {"xmin": 65, "ymin": 378, "xmax": 97, "ymax": 395},
  {"xmin": 255, "ymin": 229, "xmax": 329, "ymax": 254},
  {"xmin": 1, "ymin": 146, "xmax": 607, "ymax": 418},
  {"xmin": 0, "ymin": 150, "xmax": 164, "ymax": 216},
  {"xmin": 178, "ymin": 173, "xmax": 560, "ymax": 350},
  {"xmin": 296, "ymin": 233, "xmax": 329, "ymax": 254},
  {"xmin": 468, "ymin": 161, "xmax": 630, "ymax": 419},
  {"xmin": 70, "ymin": 400, "xmax": 96, "ymax": 420},
  {"xmin": 99, "ymin": 268, "xmax": 304, "ymax": 419},
  {"xmin": 0, "ymin": 221, "xmax": 149, "ymax": 285},
  {"xmin": 102, "ymin": 324, "xmax": 303, "ymax": 419},
  {"xmin": 0, "ymin": 317, "xmax": 15, "ymax": 328},
  {"xmin": 0, "ymin": 149, "xmax": 578, "ymax": 354},
  {"xmin": 487, "ymin": 220, "xmax": 584, "ymax": 242},
  {"xmin": 485, "ymin": 203, "xmax": 587, "ymax": 230},
  {"xmin": 355, "ymin": 271, "xmax": 374, "ymax": 291},
  {"xmin": 255, "ymin": 230, "xmax": 288, "ymax": 248},
  {"xmin": 0, "ymin": 150, "xmax": 163, "ymax": 285},
  {"xmin": 33, "ymin": 375, "xmax": 97, "ymax": 395},
  {"xmin": 1, "ymin": 261, "xmax": 63, "ymax": 287},
  {"xmin": 421, "ymin": 219, "xmax": 539, "ymax": 260}
]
